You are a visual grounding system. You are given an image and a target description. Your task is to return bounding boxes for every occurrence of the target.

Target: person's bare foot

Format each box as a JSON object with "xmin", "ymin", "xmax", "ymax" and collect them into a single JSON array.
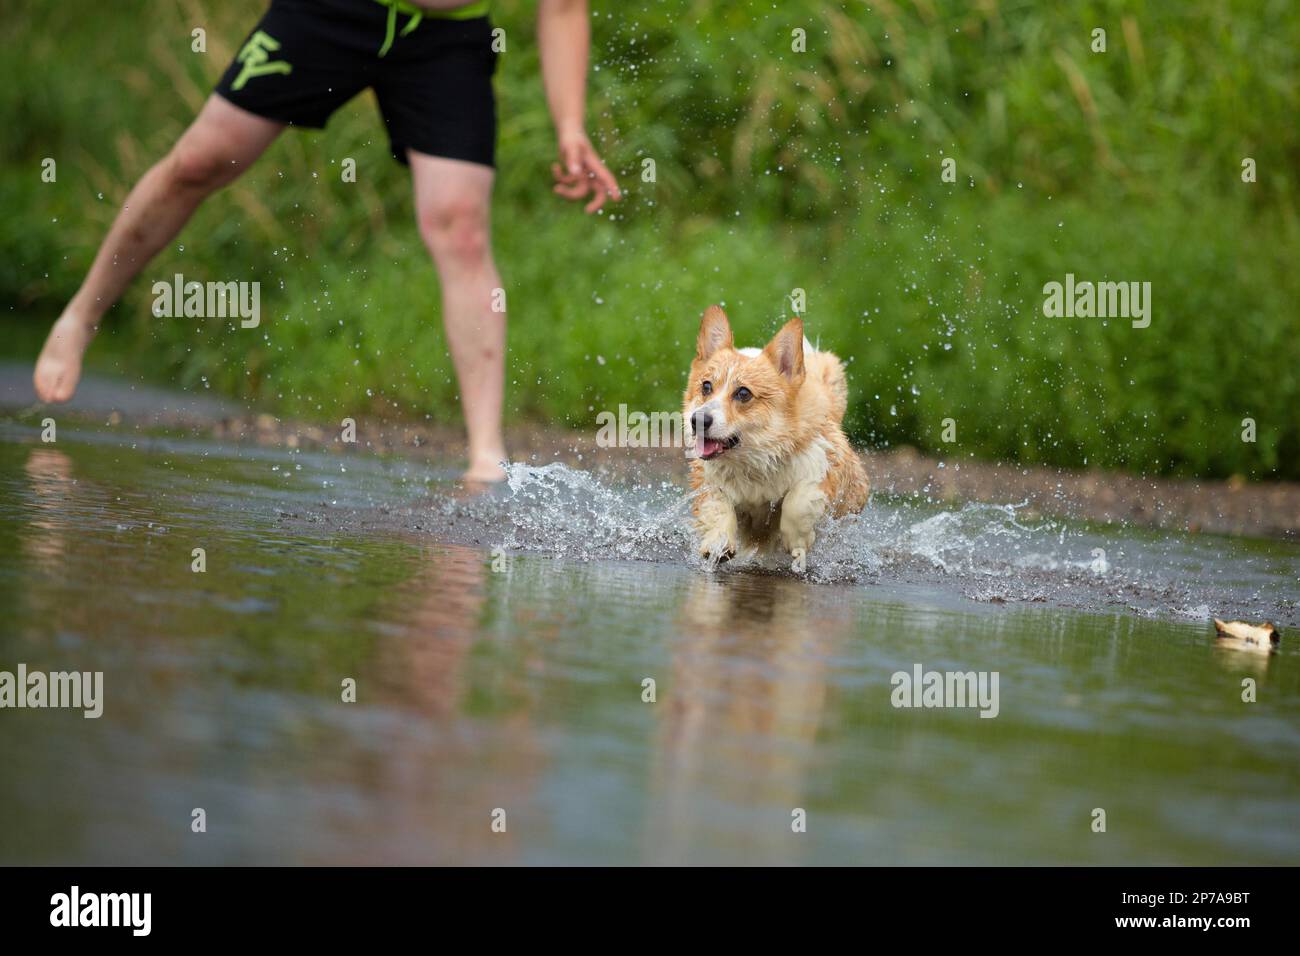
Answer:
[
  {"xmin": 34, "ymin": 312, "xmax": 99, "ymax": 403},
  {"xmin": 463, "ymin": 453, "xmax": 507, "ymax": 483}
]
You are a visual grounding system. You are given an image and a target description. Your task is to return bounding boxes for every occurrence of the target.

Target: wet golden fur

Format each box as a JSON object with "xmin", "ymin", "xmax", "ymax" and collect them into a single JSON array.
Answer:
[{"xmin": 683, "ymin": 305, "xmax": 869, "ymax": 571}]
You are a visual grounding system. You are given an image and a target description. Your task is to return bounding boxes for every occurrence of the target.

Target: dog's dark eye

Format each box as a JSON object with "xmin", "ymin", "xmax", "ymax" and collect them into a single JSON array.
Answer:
[
  {"xmin": 701, "ymin": 381, "xmax": 713, "ymax": 396},
  {"xmin": 733, "ymin": 387, "xmax": 752, "ymax": 402}
]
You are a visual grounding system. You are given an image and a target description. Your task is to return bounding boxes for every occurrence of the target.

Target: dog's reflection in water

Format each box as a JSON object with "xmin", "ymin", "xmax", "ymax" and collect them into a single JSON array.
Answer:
[{"xmin": 647, "ymin": 571, "xmax": 854, "ymax": 864}]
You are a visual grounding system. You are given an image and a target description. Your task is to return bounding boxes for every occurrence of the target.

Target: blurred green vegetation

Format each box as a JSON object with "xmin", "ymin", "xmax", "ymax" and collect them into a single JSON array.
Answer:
[{"xmin": 1, "ymin": 0, "xmax": 1297, "ymax": 478}]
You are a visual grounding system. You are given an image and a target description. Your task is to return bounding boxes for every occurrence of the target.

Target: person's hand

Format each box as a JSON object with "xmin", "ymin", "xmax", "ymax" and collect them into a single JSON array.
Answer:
[{"xmin": 552, "ymin": 130, "xmax": 621, "ymax": 213}]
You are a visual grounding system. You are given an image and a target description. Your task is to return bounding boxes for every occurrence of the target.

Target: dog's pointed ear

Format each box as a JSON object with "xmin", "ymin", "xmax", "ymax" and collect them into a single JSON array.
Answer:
[
  {"xmin": 696, "ymin": 305, "xmax": 733, "ymax": 360},
  {"xmin": 763, "ymin": 317, "xmax": 805, "ymax": 381}
]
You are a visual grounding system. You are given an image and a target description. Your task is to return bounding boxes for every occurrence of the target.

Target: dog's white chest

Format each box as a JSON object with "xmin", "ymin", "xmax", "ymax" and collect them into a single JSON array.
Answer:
[{"xmin": 711, "ymin": 438, "xmax": 831, "ymax": 508}]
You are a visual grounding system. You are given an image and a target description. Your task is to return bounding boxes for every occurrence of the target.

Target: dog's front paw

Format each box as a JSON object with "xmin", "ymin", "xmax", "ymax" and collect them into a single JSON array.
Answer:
[
  {"xmin": 695, "ymin": 497, "xmax": 739, "ymax": 567},
  {"xmin": 779, "ymin": 482, "xmax": 823, "ymax": 575},
  {"xmin": 700, "ymin": 534, "xmax": 737, "ymax": 564},
  {"xmin": 782, "ymin": 530, "xmax": 815, "ymax": 572}
]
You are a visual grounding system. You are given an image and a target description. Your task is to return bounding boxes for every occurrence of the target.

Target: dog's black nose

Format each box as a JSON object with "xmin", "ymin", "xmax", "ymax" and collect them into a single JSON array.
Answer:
[{"xmin": 691, "ymin": 410, "xmax": 712, "ymax": 436}]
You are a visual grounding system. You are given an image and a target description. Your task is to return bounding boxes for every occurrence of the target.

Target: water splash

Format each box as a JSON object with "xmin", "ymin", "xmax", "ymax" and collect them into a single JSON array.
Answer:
[
  {"xmin": 429, "ymin": 462, "xmax": 1297, "ymax": 624},
  {"xmin": 436, "ymin": 463, "xmax": 1074, "ymax": 580},
  {"xmin": 442, "ymin": 462, "xmax": 693, "ymax": 562}
]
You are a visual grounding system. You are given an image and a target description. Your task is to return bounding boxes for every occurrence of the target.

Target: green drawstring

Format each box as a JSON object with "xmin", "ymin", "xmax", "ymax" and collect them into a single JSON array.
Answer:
[
  {"xmin": 376, "ymin": 1, "xmax": 423, "ymax": 57},
  {"xmin": 374, "ymin": 0, "xmax": 489, "ymax": 56}
]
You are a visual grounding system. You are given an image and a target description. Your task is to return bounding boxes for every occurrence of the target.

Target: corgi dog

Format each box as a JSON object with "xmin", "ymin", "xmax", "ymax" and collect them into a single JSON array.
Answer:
[{"xmin": 683, "ymin": 305, "xmax": 869, "ymax": 571}]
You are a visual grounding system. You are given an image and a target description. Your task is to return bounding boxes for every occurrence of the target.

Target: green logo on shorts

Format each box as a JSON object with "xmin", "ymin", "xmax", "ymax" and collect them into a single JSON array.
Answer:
[{"xmin": 232, "ymin": 31, "xmax": 292, "ymax": 91}]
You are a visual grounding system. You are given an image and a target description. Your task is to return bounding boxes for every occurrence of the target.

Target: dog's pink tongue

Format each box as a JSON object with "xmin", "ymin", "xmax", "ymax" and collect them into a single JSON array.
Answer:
[{"xmin": 701, "ymin": 437, "xmax": 723, "ymax": 458}]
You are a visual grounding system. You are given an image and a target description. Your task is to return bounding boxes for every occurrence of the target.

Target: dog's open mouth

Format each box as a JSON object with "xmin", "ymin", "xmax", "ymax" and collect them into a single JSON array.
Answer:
[{"xmin": 695, "ymin": 434, "xmax": 739, "ymax": 461}]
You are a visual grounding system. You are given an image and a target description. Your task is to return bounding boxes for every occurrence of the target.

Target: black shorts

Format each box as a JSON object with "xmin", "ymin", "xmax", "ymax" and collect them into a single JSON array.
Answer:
[{"xmin": 214, "ymin": 0, "xmax": 497, "ymax": 166}]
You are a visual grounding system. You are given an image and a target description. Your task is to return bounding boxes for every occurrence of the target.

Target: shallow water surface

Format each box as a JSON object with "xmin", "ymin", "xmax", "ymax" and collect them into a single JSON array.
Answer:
[{"xmin": 1, "ymin": 422, "xmax": 1298, "ymax": 864}]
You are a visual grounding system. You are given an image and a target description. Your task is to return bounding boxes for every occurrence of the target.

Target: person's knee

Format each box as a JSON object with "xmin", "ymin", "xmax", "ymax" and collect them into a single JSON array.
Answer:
[
  {"xmin": 418, "ymin": 198, "xmax": 491, "ymax": 266},
  {"xmin": 165, "ymin": 141, "xmax": 234, "ymax": 193}
]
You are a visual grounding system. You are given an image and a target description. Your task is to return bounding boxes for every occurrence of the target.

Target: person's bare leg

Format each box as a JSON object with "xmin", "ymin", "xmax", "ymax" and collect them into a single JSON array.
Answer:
[
  {"xmin": 409, "ymin": 152, "xmax": 507, "ymax": 483},
  {"xmin": 34, "ymin": 96, "xmax": 284, "ymax": 403}
]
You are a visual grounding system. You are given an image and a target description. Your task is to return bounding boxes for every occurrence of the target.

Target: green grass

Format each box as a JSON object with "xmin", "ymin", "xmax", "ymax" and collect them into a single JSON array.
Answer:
[{"xmin": 2, "ymin": 0, "xmax": 1297, "ymax": 478}]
